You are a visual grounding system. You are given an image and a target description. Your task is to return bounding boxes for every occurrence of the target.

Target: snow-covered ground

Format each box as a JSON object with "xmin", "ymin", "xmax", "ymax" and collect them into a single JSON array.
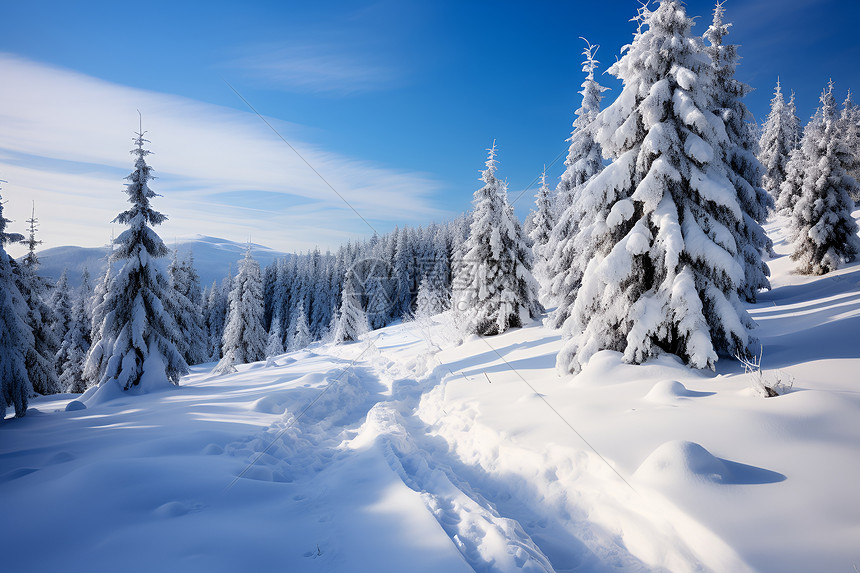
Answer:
[{"xmin": 2, "ymin": 216, "xmax": 859, "ymax": 572}]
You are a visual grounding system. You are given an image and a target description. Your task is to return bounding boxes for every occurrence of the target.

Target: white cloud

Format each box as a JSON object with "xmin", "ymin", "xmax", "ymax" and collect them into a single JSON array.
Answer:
[
  {"xmin": 227, "ymin": 42, "xmax": 400, "ymax": 94},
  {"xmin": 0, "ymin": 53, "xmax": 447, "ymax": 257}
]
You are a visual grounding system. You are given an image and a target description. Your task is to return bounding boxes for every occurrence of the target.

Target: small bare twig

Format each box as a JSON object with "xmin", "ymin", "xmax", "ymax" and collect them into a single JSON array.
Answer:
[{"xmin": 735, "ymin": 346, "xmax": 794, "ymax": 397}]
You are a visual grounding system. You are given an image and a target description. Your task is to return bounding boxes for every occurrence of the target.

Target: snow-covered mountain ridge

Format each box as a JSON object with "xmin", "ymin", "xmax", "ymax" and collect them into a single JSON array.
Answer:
[
  {"xmin": 30, "ymin": 235, "xmax": 289, "ymax": 289},
  {"xmin": 1, "ymin": 215, "xmax": 858, "ymax": 572}
]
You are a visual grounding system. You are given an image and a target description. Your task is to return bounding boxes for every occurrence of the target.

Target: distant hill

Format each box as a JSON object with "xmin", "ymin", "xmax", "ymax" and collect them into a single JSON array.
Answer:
[{"xmin": 29, "ymin": 235, "xmax": 290, "ymax": 289}]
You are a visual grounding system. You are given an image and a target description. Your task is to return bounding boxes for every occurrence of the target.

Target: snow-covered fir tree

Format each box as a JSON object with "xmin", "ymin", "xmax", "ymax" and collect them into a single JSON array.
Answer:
[
  {"xmin": 84, "ymin": 130, "xmax": 187, "ymax": 391},
  {"xmin": 414, "ymin": 275, "xmax": 447, "ymax": 319},
  {"xmin": 16, "ymin": 204, "xmax": 60, "ymax": 395},
  {"xmin": 57, "ymin": 288, "xmax": 90, "ymax": 393},
  {"xmin": 365, "ymin": 275, "xmax": 391, "ymax": 330},
  {"xmin": 839, "ymin": 90, "xmax": 860, "ymax": 201},
  {"xmin": 554, "ymin": 39, "xmax": 608, "ymax": 216},
  {"xmin": 265, "ymin": 308, "xmax": 285, "ymax": 357},
  {"xmin": 79, "ymin": 267, "xmax": 94, "ymax": 344},
  {"xmin": 0, "ymin": 185, "xmax": 33, "ymax": 418},
  {"xmin": 556, "ymin": 1, "xmax": 753, "ymax": 375},
  {"xmin": 528, "ymin": 169, "xmax": 554, "ymax": 293},
  {"xmin": 333, "ymin": 267, "xmax": 368, "ymax": 343},
  {"xmin": 392, "ymin": 227, "xmax": 414, "ymax": 319},
  {"xmin": 50, "ymin": 270, "xmax": 73, "ymax": 350},
  {"xmin": 786, "ymin": 90, "xmax": 802, "ymax": 152},
  {"xmin": 454, "ymin": 143, "xmax": 542, "ymax": 336},
  {"xmin": 49, "ymin": 270, "xmax": 73, "ymax": 379},
  {"xmin": 167, "ymin": 250, "xmax": 207, "ymax": 365},
  {"xmin": 777, "ymin": 147, "xmax": 808, "ymax": 216},
  {"xmin": 292, "ymin": 307, "xmax": 312, "ymax": 350},
  {"xmin": 545, "ymin": 40, "xmax": 608, "ymax": 326},
  {"xmin": 203, "ymin": 280, "xmax": 222, "ymax": 361},
  {"xmin": 788, "ymin": 80, "xmax": 860, "ymax": 274},
  {"xmin": 759, "ymin": 79, "xmax": 795, "ymax": 200},
  {"xmin": 704, "ymin": 1, "xmax": 772, "ymax": 302},
  {"xmin": 83, "ymin": 257, "xmax": 113, "ymax": 387},
  {"xmin": 214, "ymin": 247, "xmax": 266, "ymax": 373}
]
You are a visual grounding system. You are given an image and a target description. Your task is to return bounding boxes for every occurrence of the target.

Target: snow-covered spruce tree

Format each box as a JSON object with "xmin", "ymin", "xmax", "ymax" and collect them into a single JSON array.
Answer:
[
  {"xmin": 545, "ymin": 40, "xmax": 608, "ymax": 326},
  {"xmin": 554, "ymin": 39, "xmax": 608, "ymax": 217},
  {"xmin": 414, "ymin": 275, "xmax": 447, "ymax": 319},
  {"xmin": 50, "ymin": 270, "xmax": 73, "ymax": 351},
  {"xmin": 556, "ymin": 1, "xmax": 753, "ymax": 375},
  {"xmin": 79, "ymin": 267, "xmax": 94, "ymax": 345},
  {"xmin": 777, "ymin": 147, "xmax": 808, "ymax": 217},
  {"xmin": 786, "ymin": 90, "xmax": 802, "ymax": 153},
  {"xmin": 0, "ymin": 186, "xmax": 33, "ymax": 418},
  {"xmin": 704, "ymin": 1, "xmax": 772, "ymax": 302},
  {"xmin": 214, "ymin": 247, "xmax": 267, "ymax": 374},
  {"xmin": 57, "ymin": 288, "xmax": 90, "ymax": 393},
  {"xmin": 16, "ymin": 204, "xmax": 60, "ymax": 395},
  {"xmin": 758, "ymin": 79, "xmax": 794, "ymax": 201},
  {"xmin": 788, "ymin": 81, "xmax": 860, "ymax": 274},
  {"xmin": 528, "ymin": 169, "xmax": 554, "ymax": 293},
  {"xmin": 392, "ymin": 226, "xmax": 414, "ymax": 319},
  {"xmin": 84, "ymin": 131, "xmax": 188, "ymax": 391},
  {"xmin": 167, "ymin": 251, "xmax": 207, "ymax": 365},
  {"xmin": 83, "ymin": 258, "xmax": 113, "ymax": 387},
  {"xmin": 333, "ymin": 267, "xmax": 368, "ymax": 343},
  {"xmin": 292, "ymin": 306, "xmax": 312, "ymax": 350},
  {"xmin": 265, "ymin": 308, "xmax": 285, "ymax": 357},
  {"xmin": 365, "ymin": 275, "xmax": 391, "ymax": 330},
  {"xmin": 454, "ymin": 143, "xmax": 541, "ymax": 336},
  {"xmin": 840, "ymin": 90, "xmax": 860, "ymax": 201}
]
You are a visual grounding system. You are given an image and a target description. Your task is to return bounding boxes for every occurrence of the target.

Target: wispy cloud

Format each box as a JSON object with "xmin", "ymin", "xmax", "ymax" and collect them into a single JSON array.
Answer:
[
  {"xmin": 0, "ymin": 53, "xmax": 447, "ymax": 257},
  {"xmin": 227, "ymin": 42, "xmax": 401, "ymax": 95}
]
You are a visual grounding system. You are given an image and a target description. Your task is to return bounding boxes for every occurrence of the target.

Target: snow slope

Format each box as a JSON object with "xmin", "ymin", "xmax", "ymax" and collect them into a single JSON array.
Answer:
[{"xmin": 2, "ymin": 216, "xmax": 859, "ymax": 572}]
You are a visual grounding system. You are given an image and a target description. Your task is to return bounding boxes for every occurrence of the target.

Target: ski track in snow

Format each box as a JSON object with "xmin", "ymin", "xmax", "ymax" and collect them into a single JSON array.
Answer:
[{"xmin": 211, "ymin": 327, "xmax": 741, "ymax": 573}]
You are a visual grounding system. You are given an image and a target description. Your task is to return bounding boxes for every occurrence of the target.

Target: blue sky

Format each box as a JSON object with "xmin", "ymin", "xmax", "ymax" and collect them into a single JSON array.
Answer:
[{"xmin": 2, "ymin": 0, "xmax": 859, "ymax": 256}]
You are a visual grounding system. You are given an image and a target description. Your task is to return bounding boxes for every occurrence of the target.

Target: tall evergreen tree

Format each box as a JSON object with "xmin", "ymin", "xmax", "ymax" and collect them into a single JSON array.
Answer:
[
  {"xmin": 265, "ymin": 307, "xmax": 285, "ymax": 357},
  {"xmin": 414, "ymin": 275, "xmax": 447, "ymax": 319},
  {"xmin": 83, "ymin": 257, "xmax": 113, "ymax": 387},
  {"xmin": 786, "ymin": 90, "xmax": 802, "ymax": 152},
  {"xmin": 392, "ymin": 226, "xmax": 413, "ymax": 319},
  {"xmin": 704, "ymin": 1, "xmax": 772, "ymax": 302},
  {"xmin": 84, "ymin": 130, "xmax": 187, "ymax": 391},
  {"xmin": 840, "ymin": 90, "xmax": 860, "ymax": 201},
  {"xmin": 79, "ymin": 267, "xmax": 94, "ymax": 345},
  {"xmin": 759, "ymin": 79, "xmax": 794, "ymax": 200},
  {"xmin": 557, "ymin": 1, "xmax": 752, "ymax": 375},
  {"xmin": 776, "ymin": 147, "xmax": 815, "ymax": 217},
  {"xmin": 167, "ymin": 251, "xmax": 207, "ymax": 365},
  {"xmin": 17, "ymin": 204, "xmax": 60, "ymax": 395},
  {"xmin": 0, "ymin": 184, "xmax": 33, "ymax": 417},
  {"xmin": 788, "ymin": 80, "xmax": 860, "ymax": 274},
  {"xmin": 50, "ymin": 270, "xmax": 73, "ymax": 342},
  {"xmin": 292, "ymin": 307, "xmax": 312, "ymax": 350},
  {"xmin": 333, "ymin": 267, "xmax": 368, "ymax": 343},
  {"xmin": 57, "ymin": 289, "xmax": 90, "ymax": 393},
  {"xmin": 454, "ymin": 143, "xmax": 541, "ymax": 336},
  {"xmin": 214, "ymin": 247, "xmax": 266, "ymax": 373},
  {"xmin": 49, "ymin": 269, "xmax": 73, "ymax": 379},
  {"xmin": 545, "ymin": 40, "xmax": 608, "ymax": 326},
  {"xmin": 528, "ymin": 169, "xmax": 554, "ymax": 294}
]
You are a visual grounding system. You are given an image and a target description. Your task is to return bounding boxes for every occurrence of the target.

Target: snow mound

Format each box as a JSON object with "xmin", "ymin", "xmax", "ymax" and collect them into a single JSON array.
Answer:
[
  {"xmin": 64, "ymin": 400, "xmax": 86, "ymax": 411},
  {"xmin": 154, "ymin": 500, "xmax": 205, "ymax": 518},
  {"xmin": 252, "ymin": 391, "xmax": 293, "ymax": 414},
  {"xmin": 643, "ymin": 380, "xmax": 713, "ymax": 402},
  {"xmin": 634, "ymin": 440, "xmax": 729, "ymax": 484},
  {"xmin": 634, "ymin": 441, "xmax": 786, "ymax": 487}
]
